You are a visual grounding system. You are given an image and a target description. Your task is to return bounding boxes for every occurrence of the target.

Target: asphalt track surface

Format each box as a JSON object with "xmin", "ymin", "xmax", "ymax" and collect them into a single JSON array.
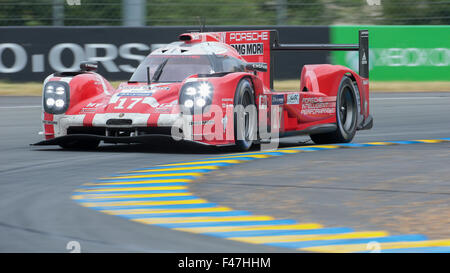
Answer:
[{"xmin": 0, "ymin": 92, "xmax": 449, "ymax": 252}]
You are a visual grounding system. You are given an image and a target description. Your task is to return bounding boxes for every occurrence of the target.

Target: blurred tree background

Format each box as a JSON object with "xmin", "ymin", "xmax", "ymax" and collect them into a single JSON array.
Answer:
[{"xmin": 0, "ymin": 0, "xmax": 448, "ymax": 26}]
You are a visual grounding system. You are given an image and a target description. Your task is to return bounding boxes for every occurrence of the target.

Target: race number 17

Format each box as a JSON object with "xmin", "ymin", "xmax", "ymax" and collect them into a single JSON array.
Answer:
[{"xmin": 114, "ymin": 98, "xmax": 143, "ymax": 109}]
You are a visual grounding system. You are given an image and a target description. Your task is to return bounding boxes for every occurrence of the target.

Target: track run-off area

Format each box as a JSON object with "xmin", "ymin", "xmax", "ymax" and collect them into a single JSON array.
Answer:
[{"xmin": 0, "ymin": 92, "xmax": 449, "ymax": 252}]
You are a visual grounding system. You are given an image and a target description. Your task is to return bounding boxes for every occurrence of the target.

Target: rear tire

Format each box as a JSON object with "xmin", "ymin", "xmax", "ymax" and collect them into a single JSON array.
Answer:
[
  {"xmin": 234, "ymin": 78, "xmax": 257, "ymax": 151},
  {"xmin": 310, "ymin": 76, "xmax": 358, "ymax": 144},
  {"xmin": 59, "ymin": 139, "xmax": 100, "ymax": 150}
]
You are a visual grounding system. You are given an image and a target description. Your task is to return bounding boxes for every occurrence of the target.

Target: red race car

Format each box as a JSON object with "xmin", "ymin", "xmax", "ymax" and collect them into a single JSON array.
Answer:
[{"xmin": 35, "ymin": 29, "xmax": 372, "ymax": 151}]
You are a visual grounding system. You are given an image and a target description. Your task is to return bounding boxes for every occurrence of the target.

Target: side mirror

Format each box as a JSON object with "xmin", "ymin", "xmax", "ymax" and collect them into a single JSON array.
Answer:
[
  {"xmin": 245, "ymin": 62, "xmax": 267, "ymax": 72},
  {"xmin": 80, "ymin": 61, "xmax": 98, "ymax": 72}
]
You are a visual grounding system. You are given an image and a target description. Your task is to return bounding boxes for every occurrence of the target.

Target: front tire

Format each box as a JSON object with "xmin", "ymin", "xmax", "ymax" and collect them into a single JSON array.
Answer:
[
  {"xmin": 233, "ymin": 78, "xmax": 257, "ymax": 151},
  {"xmin": 310, "ymin": 76, "xmax": 358, "ymax": 144}
]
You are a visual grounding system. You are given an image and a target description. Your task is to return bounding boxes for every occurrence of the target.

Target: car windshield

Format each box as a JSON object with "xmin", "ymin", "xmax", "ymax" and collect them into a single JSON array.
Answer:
[{"xmin": 129, "ymin": 55, "xmax": 214, "ymax": 83}]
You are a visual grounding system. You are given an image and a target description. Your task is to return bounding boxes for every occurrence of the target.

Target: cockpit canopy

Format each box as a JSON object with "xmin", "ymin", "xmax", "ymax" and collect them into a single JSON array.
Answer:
[{"xmin": 129, "ymin": 42, "xmax": 245, "ymax": 83}]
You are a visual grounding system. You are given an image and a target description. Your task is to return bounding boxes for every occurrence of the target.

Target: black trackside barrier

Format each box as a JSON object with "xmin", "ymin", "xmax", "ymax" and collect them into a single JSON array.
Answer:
[
  {"xmin": 270, "ymin": 29, "xmax": 369, "ymax": 82},
  {"xmin": 0, "ymin": 26, "xmax": 330, "ymax": 82}
]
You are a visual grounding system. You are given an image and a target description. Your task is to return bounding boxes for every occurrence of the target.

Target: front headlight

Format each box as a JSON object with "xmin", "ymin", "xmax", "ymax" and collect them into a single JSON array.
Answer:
[
  {"xmin": 179, "ymin": 81, "xmax": 214, "ymax": 114},
  {"xmin": 43, "ymin": 81, "xmax": 70, "ymax": 114}
]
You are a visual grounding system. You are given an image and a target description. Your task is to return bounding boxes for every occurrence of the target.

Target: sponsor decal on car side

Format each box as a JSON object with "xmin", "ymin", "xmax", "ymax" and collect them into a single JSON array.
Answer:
[
  {"xmin": 221, "ymin": 98, "xmax": 233, "ymax": 109},
  {"xmin": 287, "ymin": 93, "xmax": 300, "ymax": 104},
  {"xmin": 43, "ymin": 120, "xmax": 58, "ymax": 125},
  {"xmin": 258, "ymin": 95, "xmax": 268, "ymax": 109},
  {"xmin": 301, "ymin": 96, "xmax": 336, "ymax": 115},
  {"xmin": 272, "ymin": 94, "xmax": 284, "ymax": 105}
]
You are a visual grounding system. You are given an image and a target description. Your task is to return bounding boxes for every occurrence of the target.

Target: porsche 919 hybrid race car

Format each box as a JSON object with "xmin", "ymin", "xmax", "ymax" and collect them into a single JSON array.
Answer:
[{"xmin": 34, "ymin": 29, "xmax": 372, "ymax": 151}]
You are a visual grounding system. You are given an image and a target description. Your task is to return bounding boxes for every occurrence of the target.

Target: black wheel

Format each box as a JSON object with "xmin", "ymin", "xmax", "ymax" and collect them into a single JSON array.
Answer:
[
  {"xmin": 233, "ymin": 78, "xmax": 257, "ymax": 151},
  {"xmin": 310, "ymin": 76, "xmax": 358, "ymax": 144},
  {"xmin": 59, "ymin": 139, "xmax": 100, "ymax": 150}
]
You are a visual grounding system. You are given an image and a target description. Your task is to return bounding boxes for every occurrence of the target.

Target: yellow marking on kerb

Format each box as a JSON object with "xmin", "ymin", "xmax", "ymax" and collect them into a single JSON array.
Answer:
[
  {"xmin": 302, "ymin": 239, "xmax": 450, "ymax": 253},
  {"xmin": 84, "ymin": 179, "xmax": 191, "ymax": 186},
  {"xmin": 160, "ymin": 160, "xmax": 242, "ymax": 166},
  {"xmin": 231, "ymin": 231, "xmax": 388, "ymax": 244},
  {"xmin": 206, "ymin": 154, "xmax": 273, "ymax": 160},
  {"xmin": 415, "ymin": 139, "xmax": 444, "ymax": 143},
  {"xmin": 174, "ymin": 223, "xmax": 323, "ymax": 233},
  {"xmin": 102, "ymin": 207, "xmax": 232, "ymax": 215},
  {"xmin": 364, "ymin": 142, "xmax": 394, "ymax": 146},
  {"xmin": 133, "ymin": 215, "xmax": 274, "ymax": 225},
  {"xmin": 124, "ymin": 166, "xmax": 220, "ymax": 173},
  {"xmin": 223, "ymin": 149, "xmax": 302, "ymax": 157},
  {"xmin": 71, "ymin": 192, "xmax": 192, "ymax": 200},
  {"xmin": 307, "ymin": 145, "xmax": 340, "ymax": 149},
  {"xmin": 275, "ymin": 149, "xmax": 306, "ymax": 153},
  {"xmin": 82, "ymin": 199, "xmax": 208, "ymax": 207},
  {"xmin": 74, "ymin": 186, "xmax": 187, "ymax": 193},
  {"xmin": 99, "ymin": 172, "xmax": 203, "ymax": 180}
]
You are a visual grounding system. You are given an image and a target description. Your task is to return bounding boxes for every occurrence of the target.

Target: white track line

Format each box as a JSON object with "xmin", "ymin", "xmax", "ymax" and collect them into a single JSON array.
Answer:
[
  {"xmin": 0, "ymin": 105, "xmax": 41, "ymax": 109},
  {"xmin": 373, "ymin": 97, "xmax": 450, "ymax": 100}
]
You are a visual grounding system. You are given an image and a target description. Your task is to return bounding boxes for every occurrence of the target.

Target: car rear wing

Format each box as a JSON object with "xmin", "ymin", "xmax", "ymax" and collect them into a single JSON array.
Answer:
[
  {"xmin": 270, "ymin": 29, "xmax": 369, "ymax": 86},
  {"xmin": 179, "ymin": 29, "xmax": 368, "ymax": 89}
]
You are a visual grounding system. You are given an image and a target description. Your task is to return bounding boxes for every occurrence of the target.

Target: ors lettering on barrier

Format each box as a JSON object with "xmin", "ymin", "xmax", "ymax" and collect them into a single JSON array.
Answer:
[
  {"xmin": 0, "ymin": 42, "xmax": 150, "ymax": 75},
  {"xmin": 0, "ymin": 43, "xmax": 27, "ymax": 73}
]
